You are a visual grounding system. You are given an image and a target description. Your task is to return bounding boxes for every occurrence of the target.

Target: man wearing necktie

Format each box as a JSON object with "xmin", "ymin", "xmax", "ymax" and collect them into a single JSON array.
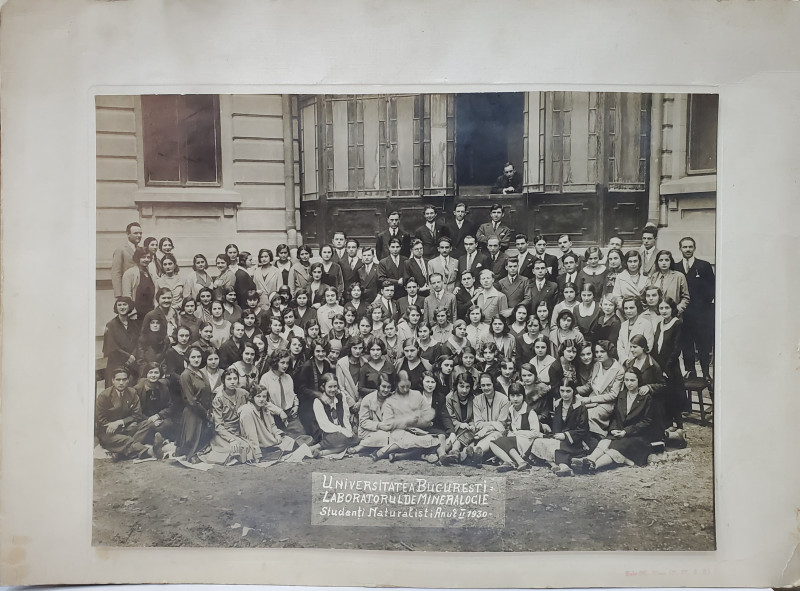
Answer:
[
  {"xmin": 414, "ymin": 205, "xmax": 448, "ymax": 258},
  {"xmin": 475, "ymin": 203, "xmax": 512, "ymax": 252},
  {"xmin": 557, "ymin": 253, "xmax": 580, "ymax": 299},
  {"xmin": 638, "ymin": 225, "xmax": 658, "ymax": 276},
  {"xmin": 377, "ymin": 237, "xmax": 408, "ymax": 299},
  {"xmin": 445, "ymin": 201, "xmax": 477, "ymax": 258},
  {"xmin": 403, "ymin": 238, "xmax": 431, "ymax": 295},
  {"xmin": 375, "ymin": 210, "xmax": 411, "ymax": 260},
  {"xmin": 427, "ymin": 236, "xmax": 459, "ymax": 292}
]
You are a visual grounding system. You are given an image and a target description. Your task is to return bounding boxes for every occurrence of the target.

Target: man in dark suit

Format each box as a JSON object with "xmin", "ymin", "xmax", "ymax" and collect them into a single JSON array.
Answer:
[
  {"xmin": 454, "ymin": 269, "xmax": 479, "ymax": 320},
  {"xmin": 403, "ymin": 238, "xmax": 430, "ymax": 295},
  {"xmin": 397, "ymin": 276, "xmax": 426, "ymax": 318},
  {"xmin": 414, "ymin": 205, "xmax": 448, "ymax": 258},
  {"xmin": 330, "ymin": 231, "xmax": 348, "ymax": 266},
  {"xmin": 357, "ymin": 247, "xmax": 379, "ymax": 303},
  {"xmin": 490, "ymin": 162, "xmax": 523, "ymax": 195},
  {"xmin": 375, "ymin": 210, "xmax": 411, "ymax": 260},
  {"xmin": 373, "ymin": 281, "xmax": 401, "ymax": 323},
  {"xmin": 445, "ymin": 201, "xmax": 476, "ymax": 259},
  {"xmin": 457, "ymin": 234, "xmax": 489, "ymax": 278},
  {"xmin": 529, "ymin": 258, "xmax": 558, "ymax": 313},
  {"xmin": 339, "ymin": 237, "xmax": 363, "ymax": 294},
  {"xmin": 484, "ymin": 236, "xmax": 508, "ymax": 282},
  {"xmin": 515, "ymin": 234, "xmax": 537, "ymax": 280},
  {"xmin": 556, "ymin": 252, "xmax": 581, "ymax": 299},
  {"xmin": 673, "ymin": 236, "xmax": 715, "ymax": 382},
  {"xmin": 498, "ymin": 257, "xmax": 531, "ymax": 318},
  {"xmin": 475, "ymin": 203, "xmax": 513, "ymax": 252},
  {"xmin": 556, "ymin": 233, "xmax": 584, "ymax": 276},
  {"xmin": 529, "ymin": 234, "xmax": 559, "ymax": 282},
  {"xmin": 377, "ymin": 237, "xmax": 408, "ymax": 299}
]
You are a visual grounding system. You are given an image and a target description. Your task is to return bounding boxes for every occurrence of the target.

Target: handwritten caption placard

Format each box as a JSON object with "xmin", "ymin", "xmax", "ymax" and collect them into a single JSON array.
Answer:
[{"xmin": 311, "ymin": 472, "xmax": 505, "ymax": 528}]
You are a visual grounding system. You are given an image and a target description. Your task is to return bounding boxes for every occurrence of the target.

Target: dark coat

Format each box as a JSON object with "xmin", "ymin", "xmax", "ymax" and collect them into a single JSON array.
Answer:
[
  {"xmin": 414, "ymin": 221, "xmax": 448, "ymax": 258},
  {"xmin": 357, "ymin": 264, "xmax": 380, "ymax": 304},
  {"xmin": 444, "ymin": 219, "xmax": 477, "ymax": 258},
  {"xmin": 377, "ymin": 255, "xmax": 408, "ymax": 299},
  {"xmin": 375, "ymin": 228, "xmax": 412, "ymax": 260}
]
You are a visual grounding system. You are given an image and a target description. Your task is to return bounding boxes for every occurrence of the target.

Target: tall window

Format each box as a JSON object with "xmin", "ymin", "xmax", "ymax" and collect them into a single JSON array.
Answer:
[
  {"xmin": 142, "ymin": 94, "xmax": 222, "ymax": 187},
  {"xmin": 687, "ymin": 94, "xmax": 718, "ymax": 174}
]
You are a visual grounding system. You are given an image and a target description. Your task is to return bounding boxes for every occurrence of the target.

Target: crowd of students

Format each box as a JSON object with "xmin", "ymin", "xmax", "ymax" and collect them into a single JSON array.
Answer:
[{"xmin": 98, "ymin": 203, "xmax": 715, "ymax": 476}]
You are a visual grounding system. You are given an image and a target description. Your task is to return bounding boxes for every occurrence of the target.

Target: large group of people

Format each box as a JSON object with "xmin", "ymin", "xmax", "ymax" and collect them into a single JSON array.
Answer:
[{"xmin": 98, "ymin": 201, "xmax": 714, "ymax": 476}]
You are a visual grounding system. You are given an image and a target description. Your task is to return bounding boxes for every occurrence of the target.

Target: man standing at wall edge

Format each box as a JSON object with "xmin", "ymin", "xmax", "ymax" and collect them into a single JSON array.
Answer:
[{"xmin": 111, "ymin": 222, "xmax": 143, "ymax": 297}]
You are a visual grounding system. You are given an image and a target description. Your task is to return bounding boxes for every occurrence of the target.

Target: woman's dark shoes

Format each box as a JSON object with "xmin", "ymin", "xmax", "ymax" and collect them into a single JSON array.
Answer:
[
  {"xmin": 496, "ymin": 464, "xmax": 515, "ymax": 473},
  {"xmin": 570, "ymin": 458, "xmax": 585, "ymax": 474},
  {"xmin": 582, "ymin": 457, "xmax": 596, "ymax": 474}
]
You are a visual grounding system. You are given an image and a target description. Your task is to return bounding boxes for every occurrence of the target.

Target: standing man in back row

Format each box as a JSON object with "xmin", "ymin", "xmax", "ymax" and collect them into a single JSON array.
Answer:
[
  {"xmin": 111, "ymin": 222, "xmax": 143, "ymax": 297},
  {"xmin": 491, "ymin": 162, "xmax": 523, "ymax": 195},
  {"xmin": 375, "ymin": 211, "xmax": 411, "ymax": 260},
  {"xmin": 476, "ymin": 204, "xmax": 512, "ymax": 252},
  {"xmin": 445, "ymin": 201, "xmax": 476, "ymax": 258}
]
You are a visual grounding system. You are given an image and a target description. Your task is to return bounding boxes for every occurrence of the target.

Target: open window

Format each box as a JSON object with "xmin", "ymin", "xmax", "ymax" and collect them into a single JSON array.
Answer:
[{"xmin": 455, "ymin": 92, "xmax": 524, "ymax": 193}]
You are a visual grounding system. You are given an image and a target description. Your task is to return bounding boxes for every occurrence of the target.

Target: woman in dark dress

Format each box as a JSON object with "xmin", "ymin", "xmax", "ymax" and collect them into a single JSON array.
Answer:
[
  {"xmin": 102, "ymin": 296, "xmax": 141, "ymax": 386},
  {"xmin": 622, "ymin": 334, "xmax": 666, "ymax": 439},
  {"xmin": 593, "ymin": 296, "xmax": 621, "ymax": 351},
  {"xmin": 295, "ymin": 340, "xmax": 334, "ymax": 437},
  {"xmin": 395, "ymin": 338, "xmax": 431, "ymax": 392},
  {"xmin": 177, "ymin": 346, "xmax": 216, "ymax": 462},
  {"xmin": 531, "ymin": 377, "xmax": 589, "ymax": 476},
  {"xmin": 574, "ymin": 367, "xmax": 658, "ymax": 473},
  {"xmin": 651, "ymin": 296, "xmax": 687, "ymax": 434},
  {"xmin": 358, "ymin": 337, "xmax": 396, "ymax": 399}
]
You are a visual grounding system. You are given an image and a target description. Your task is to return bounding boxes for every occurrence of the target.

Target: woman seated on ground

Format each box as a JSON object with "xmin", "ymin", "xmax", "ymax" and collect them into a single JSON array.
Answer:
[
  {"xmin": 508, "ymin": 304, "xmax": 529, "ymax": 339},
  {"xmin": 349, "ymin": 372, "xmax": 394, "ymax": 457},
  {"xmin": 294, "ymin": 342, "xmax": 333, "ymax": 440},
  {"xmin": 239, "ymin": 385, "xmax": 299, "ymax": 462},
  {"xmin": 519, "ymin": 362, "xmax": 547, "ymax": 425},
  {"xmin": 200, "ymin": 368, "xmax": 258, "ymax": 465},
  {"xmin": 103, "ymin": 296, "xmax": 141, "ymax": 387},
  {"xmin": 531, "ymin": 377, "xmax": 589, "ymax": 476},
  {"xmin": 95, "ymin": 366, "xmax": 156, "ymax": 460},
  {"xmin": 464, "ymin": 372, "xmax": 511, "ymax": 467},
  {"xmin": 313, "ymin": 373, "xmax": 360, "ymax": 455},
  {"xmin": 488, "ymin": 382, "xmax": 541, "ymax": 471},
  {"xmin": 440, "ymin": 372, "xmax": 476, "ymax": 465},
  {"xmin": 376, "ymin": 370, "xmax": 447, "ymax": 463},
  {"xmin": 577, "ymin": 340, "xmax": 625, "ymax": 442},
  {"xmin": 134, "ymin": 361, "xmax": 180, "ymax": 445},
  {"xmin": 395, "ymin": 338, "xmax": 431, "ymax": 392},
  {"xmin": 177, "ymin": 346, "xmax": 216, "ymax": 463},
  {"xmin": 573, "ymin": 366, "xmax": 658, "ymax": 474}
]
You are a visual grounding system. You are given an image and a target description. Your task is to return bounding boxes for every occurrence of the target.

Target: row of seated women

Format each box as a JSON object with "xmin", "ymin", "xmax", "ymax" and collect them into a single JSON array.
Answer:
[{"xmin": 98, "ymin": 298, "xmax": 686, "ymax": 475}]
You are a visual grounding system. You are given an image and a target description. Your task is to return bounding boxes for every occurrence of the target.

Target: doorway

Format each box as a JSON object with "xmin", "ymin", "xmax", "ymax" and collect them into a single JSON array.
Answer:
[{"xmin": 455, "ymin": 92, "xmax": 524, "ymax": 193}]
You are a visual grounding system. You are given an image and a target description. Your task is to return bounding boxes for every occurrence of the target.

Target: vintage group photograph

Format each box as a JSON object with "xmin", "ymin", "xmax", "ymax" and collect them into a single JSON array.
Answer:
[{"xmin": 93, "ymin": 90, "xmax": 717, "ymax": 551}]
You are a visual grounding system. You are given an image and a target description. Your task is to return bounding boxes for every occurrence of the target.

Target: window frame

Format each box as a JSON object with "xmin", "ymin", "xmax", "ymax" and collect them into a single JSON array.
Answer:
[
  {"xmin": 141, "ymin": 94, "xmax": 223, "ymax": 188},
  {"xmin": 686, "ymin": 93, "xmax": 719, "ymax": 176}
]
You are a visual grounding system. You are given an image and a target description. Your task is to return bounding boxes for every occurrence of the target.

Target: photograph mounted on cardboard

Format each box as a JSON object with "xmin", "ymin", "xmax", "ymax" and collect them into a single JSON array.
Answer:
[{"xmin": 94, "ymin": 90, "xmax": 716, "ymax": 551}]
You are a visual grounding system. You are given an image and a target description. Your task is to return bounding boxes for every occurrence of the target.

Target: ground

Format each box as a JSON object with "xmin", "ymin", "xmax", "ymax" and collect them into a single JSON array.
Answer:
[{"xmin": 92, "ymin": 417, "xmax": 714, "ymax": 551}]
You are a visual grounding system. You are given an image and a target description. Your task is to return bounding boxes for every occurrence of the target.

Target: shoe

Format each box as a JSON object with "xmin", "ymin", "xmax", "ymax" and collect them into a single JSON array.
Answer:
[
  {"xmin": 570, "ymin": 458, "xmax": 584, "ymax": 474},
  {"xmin": 388, "ymin": 453, "xmax": 397, "ymax": 463},
  {"xmin": 464, "ymin": 445, "xmax": 475, "ymax": 459},
  {"xmin": 423, "ymin": 453, "xmax": 439, "ymax": 464},
  {"xmin": 496, "ymin": 464, "xmax": 515, "ymax": 473},
  {"xmin": 583, "ymin": 458, "xmax": 596, "ymax": 474},
  {"xmin": 153, "ymin": 433, "xmax": 165, "ymax": 459},
  {"xmin": 515, "ymin": 462, "xmax": 530, "ymax": 471},
  {"xmin": 439, "ymin": 453, "xmax": 456, "ymax": 466},
  {"xmin": 370, "ymin": 451, "xmax": 380, "ymax": 462},
  {"xmin": 555, "ymin": 466, "xmax": 574, "ymax": 477}
]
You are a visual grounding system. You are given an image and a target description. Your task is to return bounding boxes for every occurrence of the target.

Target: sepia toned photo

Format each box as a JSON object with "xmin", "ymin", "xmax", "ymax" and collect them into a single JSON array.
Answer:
[{"xmin": 93, "ymin": 91, "xmax": 717, "ymax": 552}]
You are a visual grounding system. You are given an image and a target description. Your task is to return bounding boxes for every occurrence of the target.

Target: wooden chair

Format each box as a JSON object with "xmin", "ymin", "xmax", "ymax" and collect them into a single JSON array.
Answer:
[{"xmin": 685, "ymin": 375, "xmax": 713, "ymax": 425}]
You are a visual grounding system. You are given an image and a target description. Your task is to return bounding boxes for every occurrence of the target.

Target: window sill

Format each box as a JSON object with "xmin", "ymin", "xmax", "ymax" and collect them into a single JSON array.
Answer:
[
  {"xmin": 134, "ymin": 188, "xmax": 242, "ymax": 205},
  {"xmin": 660, "ymin": 175, "xmax": 717, "ymax": 196}
]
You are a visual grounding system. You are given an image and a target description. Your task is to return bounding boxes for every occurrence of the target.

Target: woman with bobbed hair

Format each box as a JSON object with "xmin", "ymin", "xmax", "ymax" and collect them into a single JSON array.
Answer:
[
  {"xmin": 488, "ymin": 381, "xmax": 542, "ymax": 471},
  {"xmin": 602, "ymin": 247, "xmax": 625, "ymax": 300},
  {"xmin": 102, "ymin": 296, "xmax": 141, "ymax": 386},
  {"xmin": 318, "ymin": 243, "xmax": 345, "ymax": 295},
  {"xmin": 395, "ymin": 337, "xmax": 431, "ymax": 392},
  {"xmin": 295, "ymin": 340, "xmax": 334, "ymax": 437},
  {"xmin": 577, "ymin": 339, "xmax": 625, "ymax": 440},
  {"xmin": 177, "ymin": 345, "xmax": 215, "ymax": 462},
  {"xmin": 617, "ymin": 295, "xmax": 655, "ymax": 362},
  {"xmin": 594, "ymin": 295, "xmax": 621, "ymax": 348},
  {"xmin": 465, "ymin": 305, "xmax": 490, "ymax": 350},
  {"xmin": 652, "ymin": 296, "xmax": 687, "ymax": 434},
  {"xmin": 576, "ymin": 245, "xmax": 607, "ymax": 296},
  {"xmin": 573, "ymin": 366, "xmax": 658, "ymax": 474},
  {"xmin": 646, "ymin": 249, "xmax": 690, "ymax": 313},
  {"xmin": 274, "ymin": 243, "xmax": 293, "ymax": 289},
  {"xmin": 201, "ymin": 367, "xmax": 258, "ymax": 465},
  {"xmin": 337, "ymin": 337, "xmax": 365, "ymax": 415},
  {"xmin": 155, "ymin": 252, "xmax": 183, "ymax": 310},
  {"xmin": 144, "ymin": 236, "xmax": 162, "ymax": 278},
  {"xmin": 253, "ymin": 248, "xmax": 281, "ymax": 307},
  {"xmin": 487, "ymin": 314, "xmax": 516, "ymax": 361},
  {"xmin": 288, "ymin": 244, "xmax": 313, "ymax": 295},
  {"xmin": 531, "ymin": 377, "xmax": 589, "ymax": 476},
  {"xmin": 623, "ymin": 334, "xmax": 666, "ymax": 438},
  {"xmin": 183, "ymin": 254, "xmax": 213, "ymax": 302},
  {"xmin": 358, "ymin": 336, "xmax": 396, "ymax": 399},
  {"xmin": 122, "ymin": 246, "xmax": 156, "ymax": 318},
  {"xmin": 397, "ymin": 304, "xmax": 423, "ymax": 341},
  {"xmin": 316, "ymin": 286, "xmax": 344, "ymax": 335},
  {"xmin": 611, "ymin": 250, "xmax": 648, "ymax": 309},
  {"xmin": 307, "ymin": 262, "xmax": 327, "ymax": 308},
  {"xmin": 550, "ymin": 309, "xmax": 585, "ymax": 356}
]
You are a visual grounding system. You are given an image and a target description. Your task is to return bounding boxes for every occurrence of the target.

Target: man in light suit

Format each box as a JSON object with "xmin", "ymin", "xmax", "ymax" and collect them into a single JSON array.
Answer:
[
  {"xmin": 498, "ymin": 257, "xmax": 531, "ymax": 318},
  {"xmin": 445, "ymin": 201, "xmax": 476, "ymax": 258},
  {"xmin": 414, "ymin": 205, "xmax": 448, "ymax": 259},
  {"xmin": 673, "ymin": 236, "xmax": 715, "ymax": 382},
  {"xmin": 375, "ymin": 210, "xmax": 412, "ymax": 260},
  {"xmin": 357, "ymin": 247, "xmax": 379, "ymax": 303},
  {"xmin": 475, "ymin": 203, "xmax": 513, "ymax": 252},
  {"xmin": 111, "ymin": 221, "xmax": 143, "ymax": 297},
  {"xmin": 475, "ymin": 269, "xmax": 508, "ymax": 324},
  {"xmin": 377, "ymin": 237, "xmax": 408, "ymax": 300},
  {"xmin": 638, "ymin": 225, "xmax": 659, "ymax": 277},
  {"xmin": 426, "ymin": 236, "xmax": 460, "ymax": 292},
  {"xmin": 423, "ymin": 272, "xmax": 457, "ymax": 325},
  {"xmin": 529, "ymin": 259, "xmax": 558, "ymax": 313}
]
